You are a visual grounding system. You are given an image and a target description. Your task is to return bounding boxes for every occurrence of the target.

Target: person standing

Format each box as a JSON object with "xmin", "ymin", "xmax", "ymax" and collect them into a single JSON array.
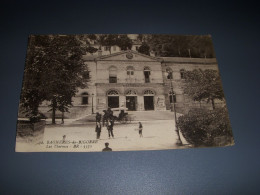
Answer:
[
  {"xmin": 102, "ymin": 142, "xmax": 112, "ymax": 151},
  {"xmin": 107, "ymin": 107, "xmax": 113, "ymax": 118},
  {"xmin": 96, "ymin": 112, "xmax": 101, "ymax": 123},
  {"xmin": 95, "ymin": 122, "xmax": 102, "ymax": 139},
  {"xmin": 107, "ymin": 117, "xmax": 114, "ymax": 138},
  {"xmin": 102, "ymin": 110, "xmax": 108, "ymax": 127},
  {"xmin": 138, "ymin": 122, "xmax": 143, "ymax": 138}
]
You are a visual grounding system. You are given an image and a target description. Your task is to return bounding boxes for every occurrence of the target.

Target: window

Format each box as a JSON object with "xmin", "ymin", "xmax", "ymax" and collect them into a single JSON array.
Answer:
[
  {"xmin": 180, "ymin": 69, "xmax": 185, "ymax": 79},
  {"xmin": 107, "ymin": 90, "xmax": 119, "ymax": 108},
  {"xmin": 127, "ymin": 66, "xmax": 134, "ymax": 76},
  {"xmin": 169, "ymin": 91, "xmax": 176, "ymax": 103},
  {"xmin": 144, "ymin": 67, "xmax": 151, "ymax": 83},
  {"xmin": 109, "ymin": 66, "xmax": 117, "ymax": 83},
  {"xmin": 166, "ymin": 67, "xmax": 173, "ymax": 79},
  {"xmin": 109, "ymin": 77, "xmax": 117, "ymax": 83},
  {"xmin": 125, "ymin": 89, "xmax": 137, "ymax": 96},
  {"xmin": 144, "ymin": 90, "xmax": 155, "ymax": 96},
  {"xmin": 107, "ymin": 90, "xmax": 119, "ymax": 96},
  {"xmin": 82, "ymin": 92, "xmax": 89, "ymax": 105}
]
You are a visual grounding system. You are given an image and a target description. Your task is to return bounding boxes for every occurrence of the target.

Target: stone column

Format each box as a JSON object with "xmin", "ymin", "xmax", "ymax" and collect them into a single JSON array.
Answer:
[
  {"xmin": 119, "ymin": 95, "xmax": 125, "ymax": 107},
  {"xmin": 137, "ymin": 95, "xmax": 144, "ymax": 111}
]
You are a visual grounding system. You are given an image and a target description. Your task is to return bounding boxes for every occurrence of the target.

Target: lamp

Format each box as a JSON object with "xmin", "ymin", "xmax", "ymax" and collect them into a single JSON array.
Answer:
[{"xmin": 164, "ymin": 68, "xmax": 183, "ymax": 146}]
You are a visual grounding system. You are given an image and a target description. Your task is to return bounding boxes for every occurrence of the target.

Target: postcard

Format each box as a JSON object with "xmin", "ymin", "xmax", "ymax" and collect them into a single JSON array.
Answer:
[{"xmin": 16, "ymin": 34, "xmax": 234, "ymax": 152}]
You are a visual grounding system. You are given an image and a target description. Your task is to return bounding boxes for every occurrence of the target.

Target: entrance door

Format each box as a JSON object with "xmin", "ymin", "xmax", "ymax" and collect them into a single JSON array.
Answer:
[
  {"xmin": 108, "ymin": 96, "xmax": 119, "ymax": 108},
  {"xmin": 126, "ymin": 96, "xmax": 136, "ymax": 111},
  {"xmin": 144, "ymin": 96, "xmax": 154, "ymax": 110}
]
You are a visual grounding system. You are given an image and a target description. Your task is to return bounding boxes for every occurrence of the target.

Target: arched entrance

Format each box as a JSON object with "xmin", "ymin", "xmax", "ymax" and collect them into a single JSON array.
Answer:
[
  {"xmin": 125, "ymin": 89, "xmax": 137, "ymax": 111},
  {"xmin": 107, "ymin": 89, "xmax": 119, "ymax": 108},
  {"xmin": 143, "ymin": 90, "xmax": 155, "ymax": 110}
]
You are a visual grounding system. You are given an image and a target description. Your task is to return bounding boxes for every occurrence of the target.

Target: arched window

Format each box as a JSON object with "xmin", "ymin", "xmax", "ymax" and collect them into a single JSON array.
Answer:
[
  {"xmin": 127, "ymin": 66, "xmax": 134, "ymax": 76},
  {"xmin": 109, "ymin": 66, "xmax": 117, "ymax": 83},
  {"xmin": 107, "ymin": 90, "xmax": 119, "ymax": 108},
  {"xmin": 166, "ymin": 67, "xmax": 173, "ymax": 79},
  {"xmin": 169, "ymin": 91, "xmax": 177, "ymax": 103},
  {"xmin": 107, "ymin": 90, "xmax": 119, "ymax": 96},
  {"xmin": 144, "ymin": 67, "xmax": 151, "ymax": 83},
  {"xmin": 125, "ymin": 89, "xmax": 137, "ymax": 96},
  {"xmin": 180, "ymin": 69, "xmax": 185, "ymax": 79},
  {"xmin": 143, "ymin": 89, "xmax": 155, "ymax": 110},
  {"xmin": 144, "ymin": 89, "xmax": 155, "ymax": 96},
  {"xmin": 81, "ymin": 92, "xmax": 89, "ymax": 105}
]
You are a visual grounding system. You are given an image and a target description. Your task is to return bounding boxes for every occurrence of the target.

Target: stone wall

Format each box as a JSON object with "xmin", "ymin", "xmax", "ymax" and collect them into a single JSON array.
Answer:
[{"xmin": 16, "ymin": 120, "xmax": 45, "ymax": 143}]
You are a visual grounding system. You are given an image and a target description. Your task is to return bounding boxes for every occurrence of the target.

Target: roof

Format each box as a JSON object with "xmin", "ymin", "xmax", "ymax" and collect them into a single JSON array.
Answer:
[
  {"xmin": 161, "ymin": 57, "xmax": 217, "ymax": 64},
  {"xmin": 95, "ymin": 50, "xmax": 162, "ymax": 62}
]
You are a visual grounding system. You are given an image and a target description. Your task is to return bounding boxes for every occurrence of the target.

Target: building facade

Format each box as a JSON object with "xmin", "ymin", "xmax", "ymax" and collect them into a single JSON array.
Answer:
[{"xmin": 38, "ymin": 49, "xmax": 221, "ymax": 119}]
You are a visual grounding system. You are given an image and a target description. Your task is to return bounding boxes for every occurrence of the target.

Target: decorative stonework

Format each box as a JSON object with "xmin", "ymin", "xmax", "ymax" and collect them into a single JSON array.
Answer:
[
  {"xmin": 126, "ymin": 52, "xmax": 133, "ymax": 59},
  {"xmin": 144, "ymin": 90, "xmax": 155, "ymax": 96},
  {"xmin": 107, "ymin": 89, "xmax": 119, "ymax": 96},
  {"xmin": 125, "ymin": 89, "xmax": 137, "ymax": 96}
]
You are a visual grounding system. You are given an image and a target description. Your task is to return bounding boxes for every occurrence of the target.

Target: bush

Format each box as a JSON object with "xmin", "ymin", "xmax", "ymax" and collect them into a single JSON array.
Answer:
[{"xmin": 177, "ymin": 107, "xmax": 233, "ymax": 147}]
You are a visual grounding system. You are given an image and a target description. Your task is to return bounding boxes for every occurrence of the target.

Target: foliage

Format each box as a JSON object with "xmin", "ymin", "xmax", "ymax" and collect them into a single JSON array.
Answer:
[
  {"xmin": 182, "ymin": 69, "xmax": 224, "ymax": 109},
  {"xmin": 137, "ymin": 42, "xmax": 150, "ymax": 55},
  {"xmin": 84, "ymin": 34, "xmax": 133, "ymax": 53},
  {"xmin": 86, "ymin": 46, "xmax": 98, "ymax": 54},
  {"xmin": 103, "ymin": 34, "xmax": 118, "ymax": 54},
  {"xmin": 80, "ymin": 34, "xmax": 216, "ymax": 58},
  {"xmin": 140, "ymin": 34, "xmax": 215, "ymax": 58},
  {"xmin": 177, "ymin": 107, "xmax": 233, "ymax": 146},
  {"xmin": 21, "ymin": 35, "xmax": 89, "ymax": 123},
  {"xmin": 116, "ymin": 34, "xmax": 132, "ymax": 51}
]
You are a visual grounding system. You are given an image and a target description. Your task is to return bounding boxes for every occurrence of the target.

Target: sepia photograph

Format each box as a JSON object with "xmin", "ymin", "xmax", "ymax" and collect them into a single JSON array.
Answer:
[{"xmin": 15, "ymin": 34, "xmax": 234, "ymax": 152}]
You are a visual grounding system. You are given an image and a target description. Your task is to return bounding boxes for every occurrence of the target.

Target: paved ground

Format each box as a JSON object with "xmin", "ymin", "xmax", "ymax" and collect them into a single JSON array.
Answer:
[{"xmin": 16, "ymin": 118, "xmax": 190, "ymax": 152}]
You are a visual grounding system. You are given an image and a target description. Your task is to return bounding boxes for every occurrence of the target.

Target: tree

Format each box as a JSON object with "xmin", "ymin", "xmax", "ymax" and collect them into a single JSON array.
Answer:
[
  {"xmin": 82, "ymin": 34, "xmax": 133, "ymax": 54},
  {"xmin": 197, "ymin": 35, "xmax": 215, "ymax": 58},
  {"xmin": 177, "ymin": 107, "xmax": 234, "ymax": 147},
  {"xmin": 137, "ymin": 42, "xmax": 150, "ymax": 55},
  {"xmin": 85, "ymin": 46, "xmax": 98, "ymax": 55},
  {"xmin": 116, "ymin": 34, "xmax": 132, "ymax": 51},
  {"xmin": 84, "ymin": 34, "xmax": 106, "ymax": 50},
  {"xmin": 20, "ymin": 35, "xmax": 89, "ymax": 124},
  {"xmin": 182, "ymin": 69, "xmax": 224, "ymax": 109},
  {"xmin": 139, "ymin": 34, "xmax": 215, "ymax": 58},
  {"xmin": 85, "ymin": 34, "xmax": 118, "ymax": 54},
  {"xmin": 103, "ymin": 34, "xmax": 118, "ymax": 54}
]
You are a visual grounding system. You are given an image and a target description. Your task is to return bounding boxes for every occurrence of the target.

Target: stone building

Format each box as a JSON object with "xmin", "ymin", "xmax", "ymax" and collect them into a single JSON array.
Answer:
[
  {"xmin": 39, "ymin": 49, "xmax": 220, "ymax": 119},
  {"xmin": 37, "ymin": 33, "xmax": 221, "ymax": 119}
]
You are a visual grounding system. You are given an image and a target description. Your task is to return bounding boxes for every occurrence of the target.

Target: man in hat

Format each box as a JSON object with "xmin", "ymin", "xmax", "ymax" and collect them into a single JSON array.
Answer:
[{"xmin": 102, "ymin": 142, "xmax": 112, "ymax": 152}]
